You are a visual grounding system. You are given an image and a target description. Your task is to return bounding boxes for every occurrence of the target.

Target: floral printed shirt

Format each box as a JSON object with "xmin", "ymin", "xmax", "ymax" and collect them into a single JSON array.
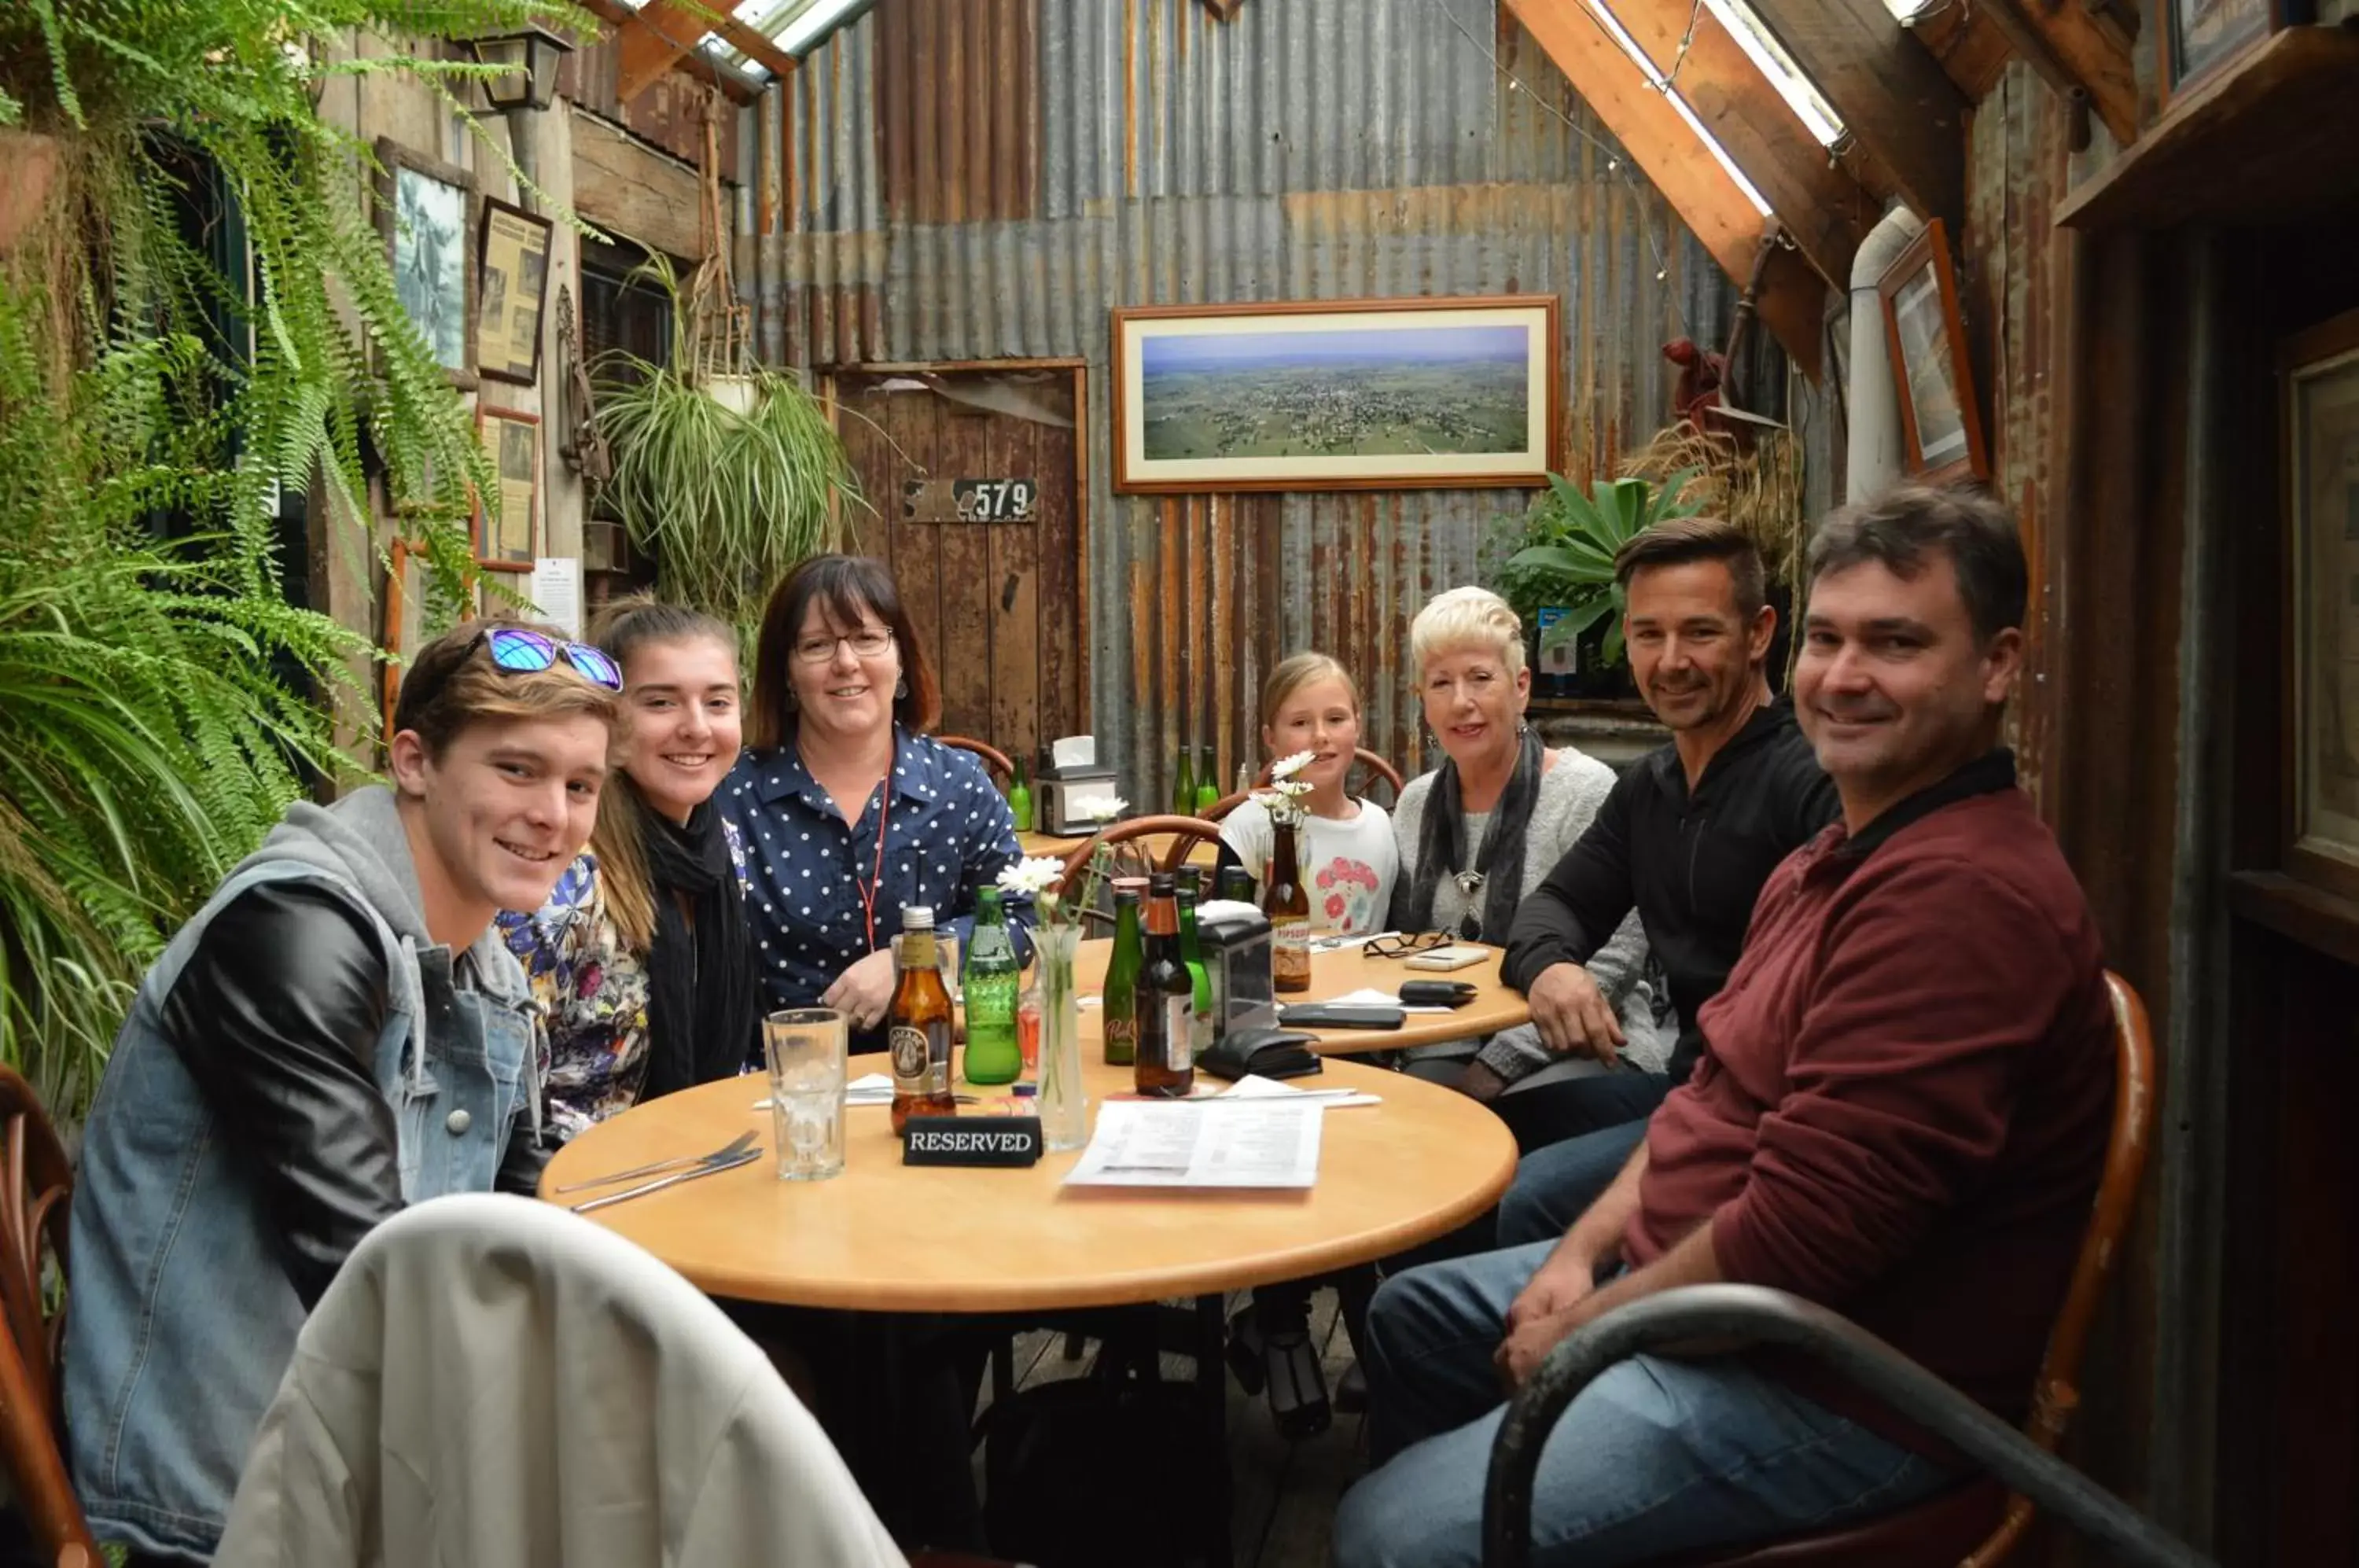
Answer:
[{"xmin": 498, "ymin": 819, "xmax": 748, "ymax": 1143}]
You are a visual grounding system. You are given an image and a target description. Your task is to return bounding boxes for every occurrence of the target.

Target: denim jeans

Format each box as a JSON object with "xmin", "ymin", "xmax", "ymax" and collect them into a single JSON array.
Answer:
[
  {"xmin": 1492, "ymin": 1068, "xmax": 1672, "ymax": 1155},
  {"xmin": 1334, "ymin": 1242, "xmax": 1954, "ymax": 1568},
  {"xmin": 1497, "ymin": 1119, "xmax": 1653, "ymax": 1247}
]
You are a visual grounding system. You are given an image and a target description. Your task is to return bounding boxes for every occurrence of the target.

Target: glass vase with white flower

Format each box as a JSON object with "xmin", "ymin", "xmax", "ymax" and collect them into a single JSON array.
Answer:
[{"xmin": 995, "ymin": 842, "xmax": 1114, "ymax": 1152}]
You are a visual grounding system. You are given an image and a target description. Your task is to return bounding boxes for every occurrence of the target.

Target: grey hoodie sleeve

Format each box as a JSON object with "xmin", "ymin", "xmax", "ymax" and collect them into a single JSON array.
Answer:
[{"xmin": 161, "ymin": 881, "xmax": 405, "ymax": 1310}]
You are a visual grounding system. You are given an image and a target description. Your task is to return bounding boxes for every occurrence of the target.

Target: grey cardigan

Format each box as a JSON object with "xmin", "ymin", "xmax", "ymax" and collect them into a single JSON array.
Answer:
[{"xmin": 1393, "ymin": 747, "xmax": 1672, "ymax": 1080}]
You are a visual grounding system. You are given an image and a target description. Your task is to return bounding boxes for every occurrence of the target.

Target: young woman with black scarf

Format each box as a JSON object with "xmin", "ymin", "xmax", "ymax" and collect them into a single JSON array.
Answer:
[{"xmin": 499, "ymin": 598, "xmax": 760, "ymax": 1141}]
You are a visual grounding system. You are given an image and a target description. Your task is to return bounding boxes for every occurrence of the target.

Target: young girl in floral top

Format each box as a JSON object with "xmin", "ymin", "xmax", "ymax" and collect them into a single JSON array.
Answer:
[
  {"xmin": 499, "ymin": 600, "xmax": 758, "ymax": 1140},
  {"xmin": 1216, "ymin": 652, "xmax": 1399, "ymax": 932}
]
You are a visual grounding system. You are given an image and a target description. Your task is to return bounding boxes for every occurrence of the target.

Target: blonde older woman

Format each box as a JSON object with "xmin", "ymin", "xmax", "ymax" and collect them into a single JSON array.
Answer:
[{"xmin": 1391, "ymin": 586, "xmax": 1669, "ymax": 1104}]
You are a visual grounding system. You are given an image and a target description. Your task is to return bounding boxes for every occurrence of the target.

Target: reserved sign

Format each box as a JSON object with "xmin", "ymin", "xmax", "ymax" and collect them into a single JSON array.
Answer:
[{"xmin": 900, "ymin": 1115, "xmax": 1043, "ymax": 1167}]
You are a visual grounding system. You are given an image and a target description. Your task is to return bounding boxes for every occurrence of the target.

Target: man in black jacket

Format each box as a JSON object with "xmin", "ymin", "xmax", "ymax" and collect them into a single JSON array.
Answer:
[{"xmin": 1492, "ymin": 518, "xmax": 1837, "ymax": 1241}]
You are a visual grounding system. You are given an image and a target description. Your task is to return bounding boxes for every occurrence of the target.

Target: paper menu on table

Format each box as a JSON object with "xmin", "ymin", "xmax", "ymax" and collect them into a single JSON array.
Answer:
[{"xmin": 1064, "ymin": 1100, "xmax": 1322, "ymax": 1188}]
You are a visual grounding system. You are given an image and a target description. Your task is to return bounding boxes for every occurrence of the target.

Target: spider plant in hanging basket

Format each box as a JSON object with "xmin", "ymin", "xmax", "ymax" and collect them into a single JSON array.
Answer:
[{"xmin": 592, "ymin": 256, "xmax": 862, "ymax": 631}]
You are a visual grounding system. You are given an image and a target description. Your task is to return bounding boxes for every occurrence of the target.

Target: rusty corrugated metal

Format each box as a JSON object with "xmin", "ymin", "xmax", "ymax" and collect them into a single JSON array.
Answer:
[
  {"xmin": 560, "ymin": 35, "xmax": 740, "ymax": 178},
  {"xmin": 749, "ymin": 0, "xmax": 1796, "ymax": 803}
]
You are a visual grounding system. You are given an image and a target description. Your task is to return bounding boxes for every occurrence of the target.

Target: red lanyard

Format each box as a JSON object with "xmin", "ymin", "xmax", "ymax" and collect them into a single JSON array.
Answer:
[{"xmin": 853, "ymin": 785, "xmax": 893, "ymax": 953}]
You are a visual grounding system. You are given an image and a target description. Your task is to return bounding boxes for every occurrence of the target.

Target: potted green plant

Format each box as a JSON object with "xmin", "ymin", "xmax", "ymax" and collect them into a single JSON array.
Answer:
[
  {"xmin": 593, "ymin": 255, "xmax": 863, "ymax": 631},
  {"xmin": 1492, "ymin": 469, "xmax": 1705, "ymax": 693}
]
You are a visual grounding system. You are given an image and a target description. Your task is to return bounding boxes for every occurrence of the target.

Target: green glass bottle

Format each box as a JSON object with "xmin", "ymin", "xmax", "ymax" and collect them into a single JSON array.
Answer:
[
  {"xmin": 962, "ymin": 886, "xmax": 1022, "ymax": 1084},
  {"xmin": 1171, "ymin": 742, "xmax": 1196, "ymax": 817},
  {"xmin": 1176, "ymin": 874, "xmax": 1216, "ymax": 1064},
  {"xmin": 1007, "ymin": 754, "xmax": 1033, "ymax": 833},
  {"xmin": 1101, "ymin": 882, "xmax": 1146, "ymax": 1066},
  {"xmin": 1192, "ymin": 745, "xmax": 1220, "ymax": 816}
]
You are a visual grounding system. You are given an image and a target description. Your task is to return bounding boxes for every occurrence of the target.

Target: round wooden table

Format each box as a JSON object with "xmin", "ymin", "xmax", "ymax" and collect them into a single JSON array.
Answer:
[
  {"xmin": 539, "ymin": 1053, "xmax": 1515, "ymax": 1314},
  {"xmin": 1073, "ymin": 937, "xmax": 1530, "ymax": 1055}
]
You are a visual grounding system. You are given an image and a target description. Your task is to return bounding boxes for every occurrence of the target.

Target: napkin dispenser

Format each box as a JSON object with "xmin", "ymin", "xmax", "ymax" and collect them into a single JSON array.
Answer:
[
  {"xmin": 1197, "ymin": 902, "xmax": 1277, "ymax": 1041},
  {"xmin": 1036, "ymin": 766, "xmax": 1122, "ymax": 836}
]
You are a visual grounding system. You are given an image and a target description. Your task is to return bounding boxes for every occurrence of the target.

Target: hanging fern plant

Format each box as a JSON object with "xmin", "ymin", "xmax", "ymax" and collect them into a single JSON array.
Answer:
[
  {"xmin": 0, "ymin": 0, "xmax": 577, "ymax": 1114},
  {"xmin": 593, "ymin": 254, "xmax": 863, "ymax": 636}
]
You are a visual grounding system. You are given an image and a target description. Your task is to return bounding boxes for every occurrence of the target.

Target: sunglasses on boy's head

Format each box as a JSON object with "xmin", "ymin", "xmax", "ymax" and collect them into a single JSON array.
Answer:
[{"xmin": 474, "ymin": 627, "xmax": 624, "ymax": 691}]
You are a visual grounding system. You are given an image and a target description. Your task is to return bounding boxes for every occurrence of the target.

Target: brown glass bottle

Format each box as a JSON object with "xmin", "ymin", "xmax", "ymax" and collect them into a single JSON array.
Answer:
[
  {"xmin": 1264, "ymin": 816, "xmax": 1312, "ymax": 994},
  {"xmin": 888, "ymin": 904, "xmax": 956, "ymax": 1136},
  {"xmin": 1135, "ymin": 874, "xmax": 1195, "ymax": 1098}
]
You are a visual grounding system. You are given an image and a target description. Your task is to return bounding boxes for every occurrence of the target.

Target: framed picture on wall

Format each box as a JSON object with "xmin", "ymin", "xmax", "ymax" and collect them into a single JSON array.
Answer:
[
  {"xmin": 476, "ymin": 197, "xmax": 554, "ymax": 386},
  {"xmin": 2158, "ymin": 0, "xmax": 2301, "ymax": 109},
  {"xmin": 1877, "ymin": 219, "xmax": 1989, "ymax": 488},
  {"xmin": 2283, "ymin": 307, "xmax": 2359, "ymax": 903},
  {"xmin": 1110, "ymin": 295, "xmax": 1562, "ymax": 493},
  {"xmin": 374, "ymin": 138, "xmax": 477, "ymax": 391},
  {"xmin": 477, "ymin": 406, "xmax": 539, "ymax": 570}
]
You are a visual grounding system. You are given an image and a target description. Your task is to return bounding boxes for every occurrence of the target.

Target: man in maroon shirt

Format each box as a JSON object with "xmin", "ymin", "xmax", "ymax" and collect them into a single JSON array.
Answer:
[{"xmin": 1334, "ymin": 486, "xmax": 2116, "ymax": 1568}]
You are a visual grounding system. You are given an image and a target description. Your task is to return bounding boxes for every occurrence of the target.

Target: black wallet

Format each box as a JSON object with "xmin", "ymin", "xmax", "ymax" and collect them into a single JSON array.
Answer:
[
  {"xmin": 1397, "ymin": 980, "xmax": 1479, "ymax": 1009},
  {"xmin": 1276, "ymin": 1003, "xmax": 1405, "ymax": 1031},
  {"xmin": 1197, "ymin": 1026, "xmax": 1325, "ymax": 1081}
]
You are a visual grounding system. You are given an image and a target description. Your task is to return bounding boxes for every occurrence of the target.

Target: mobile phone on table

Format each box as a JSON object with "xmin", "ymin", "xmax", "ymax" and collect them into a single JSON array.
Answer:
[{"xmin": 1404, "ymin": 944, "xmax": 1488, "ymax": 972}]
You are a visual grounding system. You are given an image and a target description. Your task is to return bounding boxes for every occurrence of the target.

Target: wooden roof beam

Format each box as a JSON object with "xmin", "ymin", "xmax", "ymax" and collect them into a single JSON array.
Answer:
[
  {"xmin": 1745, "ymin": 0, "xmax": 1967, "ymax": 232},
  {"xmin": 1504, "ymin": 0, "xmax": 1827, "ymax": 379},
  {"xmin": 1975, "ymin": 0, "xmax": 2138, "ymax": 148},
  {"xmin": 613, "ymin": 0, "xmax": 715, "ymax": 101},
  {"xmin": 1592, "ymin": 0, "xmax": 1880, "ymax": 291}
]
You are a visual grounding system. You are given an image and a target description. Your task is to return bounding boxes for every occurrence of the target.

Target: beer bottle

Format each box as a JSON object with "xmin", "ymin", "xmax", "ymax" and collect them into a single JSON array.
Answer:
[
  {"xmin": 1171, "ymin": 742, "xmax": 1196, "ymax": 817},
  {"xmin": 1101, "ymin": 882, "xmax": 1146, "ymax": 1066},
  {"xmin": 1176, "ymin": 874, "xmax": 1216, "ymax": 1063},
  {"xmin": 1135, "ymin": 874, "xmax": 1195, "ymax": 1098},
  {"xmin": 962, "ymin": 886, "xmax": 1021, "ymax": 1085},
  {"xmin": 1264, "ymin": 817, "xmax": 1312, "ymax": 994},
  {"xmin": 1193, "ymin": 745, "xmax": 1221, "ymax": 816},
  {"xmin": 1007, "ymin": 755, "xmax": 1033, "ymax": 833},
  {"xmin": 889, "ymin": 905, "xmax": 957, "ymax": 1135}
]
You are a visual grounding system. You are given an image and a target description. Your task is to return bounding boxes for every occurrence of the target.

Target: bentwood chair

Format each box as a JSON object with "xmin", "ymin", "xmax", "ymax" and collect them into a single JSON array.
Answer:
[
  {"xmin": 0, "ymin": 1068, "xmax": 99, "ymax": 1564},
  {"xmin": 1054, "ymin": 814, "xmax": 1228, "ymax": 894},
  {"xmin": 1204, "ymin": 746, "xmax": 1409, "ymax": 826},
  {"xmin": 1485, "ymin": 972, "xmax": 2169, "ymax": 1568},
  {"xmin": 936, "ymin": 734, "xmax": 1014, "ymax": 787}
]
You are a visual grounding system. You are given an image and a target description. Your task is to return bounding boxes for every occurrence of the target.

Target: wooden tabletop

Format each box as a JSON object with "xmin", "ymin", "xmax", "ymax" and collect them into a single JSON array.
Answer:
[
  {"xmin": 1073, "ymin": 937, "xmax": 1529, "ymax": 1055},
  {"xmin": 542, "ymin": 1057, "xmax": 1514, "ymax": 1313}
]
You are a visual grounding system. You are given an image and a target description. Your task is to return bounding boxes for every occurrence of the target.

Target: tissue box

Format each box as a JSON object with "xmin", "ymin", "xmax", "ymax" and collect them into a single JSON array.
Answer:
[{"xmin": 1036, "ymin": 768, "xmax": 1122, "ymax": 836}]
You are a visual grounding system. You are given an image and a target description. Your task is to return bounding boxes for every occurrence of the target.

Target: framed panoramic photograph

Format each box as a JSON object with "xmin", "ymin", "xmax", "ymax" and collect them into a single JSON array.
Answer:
[
  {"xmin": 1878, "ymin": 219, "xmax": 1989, "ymax": 487},
  {"xmin": 476, "ymin": 196, "xmax": 554, "ymax": 386},
  {"xmin": 476, "ymin": 406, "xmax": 539, "ymax": 570},
  {"xmin": 374, "ymin": 138, "xmax": 477, "ymax": 391},
  {"xmin": 1110, "ymin": 296, "xmax": 1561, "ymax": 493},
  {"xmin": 2158, "ymin": 0, "xmax": 2298, "ymax": 108},
  {"xmin": 2282, "ymin": 307, "xmax": 2359, "ymax": 904}
]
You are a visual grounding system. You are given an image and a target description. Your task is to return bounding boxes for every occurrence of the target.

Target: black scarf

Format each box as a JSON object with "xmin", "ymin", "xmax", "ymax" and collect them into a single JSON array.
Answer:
[
  {"xmin": 639, "ymin": 797, "xmax": 760, "ymax": 1100},
  {"xmin": 1397, "ymin": 726, "xmax": 1544, "ymax": 942}
]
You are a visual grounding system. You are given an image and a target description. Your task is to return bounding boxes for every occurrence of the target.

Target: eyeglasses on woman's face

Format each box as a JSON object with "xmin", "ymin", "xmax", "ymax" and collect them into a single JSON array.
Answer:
[{"xmin": 792, "ymin": 628, "xmax": 895, "ymax": 664}]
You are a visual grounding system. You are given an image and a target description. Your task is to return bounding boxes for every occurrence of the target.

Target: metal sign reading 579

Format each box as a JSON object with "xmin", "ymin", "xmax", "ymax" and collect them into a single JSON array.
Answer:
[{"xmin": 900, "ymin": 477, "xmax": 1037, "ymax": 522}]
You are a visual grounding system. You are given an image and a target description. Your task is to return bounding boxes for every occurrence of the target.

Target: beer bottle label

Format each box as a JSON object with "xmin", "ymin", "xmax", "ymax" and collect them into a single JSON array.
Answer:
[
  {"xmin": 1272, "ymin": 919, "xmax": 1312, "ymax": 984},
  {"xmin": 1164, "ymin": 996, "xmax": 1193, "ymax": 1071},
  {"xmin": 891, "ymin": 1021, "xmax": 948, "ymax": 1093}
]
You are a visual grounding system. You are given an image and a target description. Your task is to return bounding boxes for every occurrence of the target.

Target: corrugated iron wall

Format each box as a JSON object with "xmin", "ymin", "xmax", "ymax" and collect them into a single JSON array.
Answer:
[{"xmin": 745, "ymin": 0, "xmax": 1783, "ymax": 801}]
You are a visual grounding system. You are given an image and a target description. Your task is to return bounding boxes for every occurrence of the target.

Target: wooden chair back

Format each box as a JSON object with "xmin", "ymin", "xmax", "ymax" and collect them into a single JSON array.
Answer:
[
  {"xmin": 0, "ymin": 1068, "xmax": 96, "ymax": 1560},
  {"xmin": 1054, "ymin": 814, "xmax": 1229, "ymax": 892},
  {"xmin": 935, "ymin": 734, "xmax": 1014, "ymax": 786},
  {"xmin": 1251, "ymin": 748, "xmax": 1404, "ymax": 803},
  {"xmin": 1960, "ymin": 969, "xmax": 2156, "ymax": 1565}
]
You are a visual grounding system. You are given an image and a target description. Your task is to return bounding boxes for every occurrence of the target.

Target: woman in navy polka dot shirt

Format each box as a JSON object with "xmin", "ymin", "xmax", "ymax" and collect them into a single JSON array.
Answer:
[{"xmin": 721, "ymin": 554, "xmax": 1029, "ymax": 1055}]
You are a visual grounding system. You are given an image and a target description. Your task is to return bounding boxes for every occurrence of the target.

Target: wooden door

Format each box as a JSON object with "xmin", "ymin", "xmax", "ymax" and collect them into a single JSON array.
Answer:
[{"xmin": 833, "ymin": 368, "xmax": 1085, "ymax": 767}]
